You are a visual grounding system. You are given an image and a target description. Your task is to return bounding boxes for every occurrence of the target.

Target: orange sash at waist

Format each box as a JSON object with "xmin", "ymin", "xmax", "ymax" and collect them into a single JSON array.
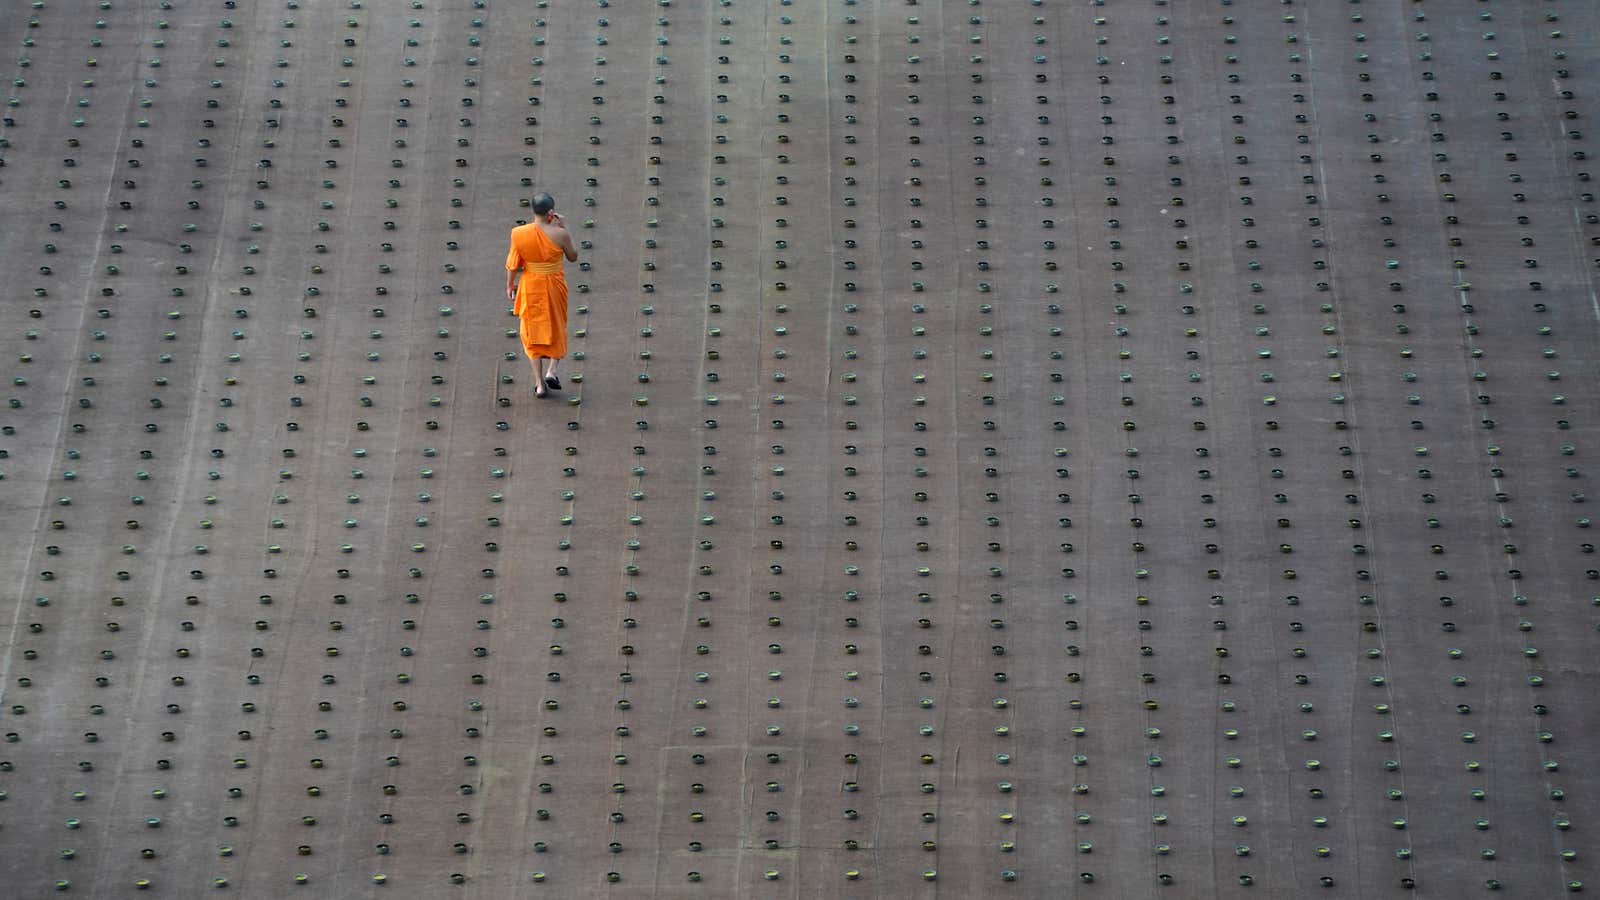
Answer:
[{"xmin": 527, "ymin": 260, "xmax": 563, "ymax": 274}]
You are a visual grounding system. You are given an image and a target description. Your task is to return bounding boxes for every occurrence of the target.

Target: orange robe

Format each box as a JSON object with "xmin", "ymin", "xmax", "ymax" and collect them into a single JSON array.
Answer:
[{"xmin": 505, "ymin": 221, "xmax": 569, "ymax": 360}]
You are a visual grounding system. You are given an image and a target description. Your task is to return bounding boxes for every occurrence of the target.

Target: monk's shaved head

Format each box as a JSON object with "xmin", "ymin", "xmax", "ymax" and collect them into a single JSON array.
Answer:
[{"xmin": 532, "ymin": 192, "xmax": 556, "ymax": 216}]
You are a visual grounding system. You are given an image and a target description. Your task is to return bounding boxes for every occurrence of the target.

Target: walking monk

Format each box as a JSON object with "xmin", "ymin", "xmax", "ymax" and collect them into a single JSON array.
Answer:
[{"xmin": 506, "ymin": 192, "xmax": 579, "ymax": 398}]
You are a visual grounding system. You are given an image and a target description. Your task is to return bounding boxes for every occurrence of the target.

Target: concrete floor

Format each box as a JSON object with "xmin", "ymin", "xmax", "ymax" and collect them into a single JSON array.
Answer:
[{"xmin": 0, "ymin": 0, "xmax": 1596, "ymax": 897}]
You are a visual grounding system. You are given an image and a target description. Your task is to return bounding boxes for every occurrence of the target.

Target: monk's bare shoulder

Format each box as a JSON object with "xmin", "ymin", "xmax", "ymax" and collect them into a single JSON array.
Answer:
[{"xmin": 552, "ymin": 225, "xmax": 577, "ymax": 248}]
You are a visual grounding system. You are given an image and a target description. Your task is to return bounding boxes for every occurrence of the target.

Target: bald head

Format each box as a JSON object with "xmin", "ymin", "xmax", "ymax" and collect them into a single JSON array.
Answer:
[{"xmin": 532, "ymin": 192, "xmax": 556, "ymax": 217}]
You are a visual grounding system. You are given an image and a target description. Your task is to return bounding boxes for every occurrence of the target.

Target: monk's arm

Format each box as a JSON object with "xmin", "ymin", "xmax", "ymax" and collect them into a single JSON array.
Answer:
[
  {"xmin": 506, "ymin": 265, "xmax": 520, "ymax": 298},
  {"xmin": 561, "ymin": 231, "xmax": 579, "ymax": 262}
]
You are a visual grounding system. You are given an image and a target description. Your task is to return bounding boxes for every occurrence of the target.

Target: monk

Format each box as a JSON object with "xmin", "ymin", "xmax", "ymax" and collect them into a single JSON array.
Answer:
[{"xmin": 506, "ymin": 192, "xmax": 579, "ymax": 398}]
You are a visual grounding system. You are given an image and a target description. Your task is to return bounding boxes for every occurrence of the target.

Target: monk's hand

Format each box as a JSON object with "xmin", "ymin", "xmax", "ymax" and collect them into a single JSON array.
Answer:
[
  {"xmin": 548, "ymin": 212, "xmax": 563, "ymax": 226},
  {"xmin": 506, "ymin": 284, "xmax": 516, "ymax": 301}
]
